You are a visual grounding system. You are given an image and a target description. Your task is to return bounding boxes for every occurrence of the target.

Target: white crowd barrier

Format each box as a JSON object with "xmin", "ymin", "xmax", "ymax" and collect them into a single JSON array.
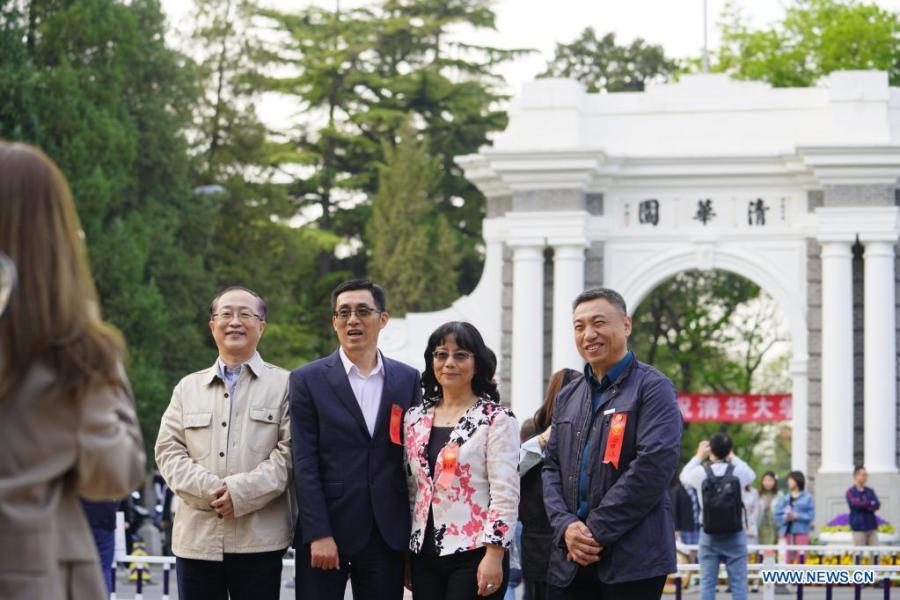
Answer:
[{"xmin": 107, "ymin": 544, "xmax": 900, "ymax": 599}]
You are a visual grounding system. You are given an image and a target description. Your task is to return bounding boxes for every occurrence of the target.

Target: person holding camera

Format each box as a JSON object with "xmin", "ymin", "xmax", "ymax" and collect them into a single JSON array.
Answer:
[{"xmin": 680, "ymin": 433, "xmax": 756, "ymax": 600}]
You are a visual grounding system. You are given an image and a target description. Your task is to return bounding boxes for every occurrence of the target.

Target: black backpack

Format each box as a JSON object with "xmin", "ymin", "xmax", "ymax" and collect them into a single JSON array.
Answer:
[{"xmin": 701, "ymin": 463, "xmax": 744, "ymax": 534}]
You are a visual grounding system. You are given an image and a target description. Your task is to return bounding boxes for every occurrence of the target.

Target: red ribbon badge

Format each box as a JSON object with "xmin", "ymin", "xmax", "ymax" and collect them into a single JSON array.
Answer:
[
  {"xmin": 436, "ymin": 443, "xmax": 459, "ymax": 489},
  {"xmin": 390, "ymin": 404, "xmax": 403, "ymax": 445},
  {"xmin": 602, "ymin": 413, "xmax": 627, "ymax": 469}
]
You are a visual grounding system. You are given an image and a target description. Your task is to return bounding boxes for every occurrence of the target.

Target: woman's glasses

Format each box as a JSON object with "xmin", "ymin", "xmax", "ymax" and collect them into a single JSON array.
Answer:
[{"xmin": 432, "ymin": 350, "xmax": 473, "ymax": 363}]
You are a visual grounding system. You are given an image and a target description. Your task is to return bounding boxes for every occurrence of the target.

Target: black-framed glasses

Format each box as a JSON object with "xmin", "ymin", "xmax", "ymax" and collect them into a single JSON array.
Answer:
[
  {"xmin": 432, "ymin": 350, "xmax": 473, "ymax": 363},
  {"xmin": 334, "ymin": 306, "xmax": 380, "ymax": 321},
  {"xmin": 212, "ymin": 310, "xmax": 262, "ymax": 323}
]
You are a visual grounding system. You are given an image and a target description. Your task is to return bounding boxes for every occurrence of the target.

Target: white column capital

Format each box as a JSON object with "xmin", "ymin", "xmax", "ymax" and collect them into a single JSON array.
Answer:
[
  {"xmin": 509, "ymin": 243, "xmax": 545, "ymax": 260},
  {"xmin": 862, "ymin": 240, "xmax": 897, "ymax": 257},
  {"xmin": 816, "ymin": 206, "xmax": 900, "ymax": 243},
  {"xmin": 817, "ymin": 239, "xmax": 855, "ymax": 255},
  {"xmin": 550, "ymin": 243, "xmax": 588, "ymax": 257}
]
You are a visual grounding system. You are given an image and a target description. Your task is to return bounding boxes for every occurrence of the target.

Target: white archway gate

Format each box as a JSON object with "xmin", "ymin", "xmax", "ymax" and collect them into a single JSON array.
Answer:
[{"xmin": 382, "ymin": 71, "xmax": 900, "ymax": 532}]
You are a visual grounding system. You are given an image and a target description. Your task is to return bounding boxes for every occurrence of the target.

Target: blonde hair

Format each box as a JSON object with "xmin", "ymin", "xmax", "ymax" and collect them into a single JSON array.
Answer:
[{"xmin": 0, "ymin": 142, "xmax": 125, "ymax": 402}]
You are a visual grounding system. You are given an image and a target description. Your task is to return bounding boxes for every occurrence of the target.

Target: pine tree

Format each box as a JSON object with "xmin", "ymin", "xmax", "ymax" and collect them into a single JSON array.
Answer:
[
  {"xmin": 184, "ymin": 0, "xmax": 344, "ymax": 365},
  {"xmin": 540, "ymin": 28, "xmax": 677, "ymax": 92},
  {"xmin": 251, "ymin": 0, "xmax": 526, "ymax": 292},
  {"xmin": 0, "ymin": 0, "xmax": 218, "ymax": 449},
  {"xmin": 367, "ymin": 119, "xmax": 460, "ymax": 315}
]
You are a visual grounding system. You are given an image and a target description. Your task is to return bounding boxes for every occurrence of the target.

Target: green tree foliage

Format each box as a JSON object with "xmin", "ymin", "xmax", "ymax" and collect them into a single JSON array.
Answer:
[
  {"xmin": 367, "ymin": 118, "xmax": 461, "ymax": 316},
  {"xmin": 630, "ymin": 270, "xmax": 791, "ymax": 475},
  {"xmin": 713, "ymin": 0, "xmax": 900, "ymax": 86},
  {"xmin": 251, "ymin": 0, "xmax": 526, "ymax": 292},
  {"xmin": 539, "ymin": 28, "xmax": 677, "ymax": 92},
  {"xmin": 186, "ymin": 0, "xmax": 344, "ymax": 365},
  {"xmin": 0, "ymin": 0, "xmax": 217, "ymax": 451}
]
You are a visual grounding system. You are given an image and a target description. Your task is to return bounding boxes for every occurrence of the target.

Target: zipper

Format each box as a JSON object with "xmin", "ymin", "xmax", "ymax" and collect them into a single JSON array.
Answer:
[
  {"xmin": 571, "ymin": 384, "xmax": 621, "ymax": 511},
  {"xmin": 570, "ymin": 382, "xmax": 594, "ymax": 512}
]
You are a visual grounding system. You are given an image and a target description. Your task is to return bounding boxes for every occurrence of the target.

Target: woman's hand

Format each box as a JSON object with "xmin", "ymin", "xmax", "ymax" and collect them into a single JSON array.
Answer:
[{"xmin": 476, "ymin": 545, "xmax": 504, "ymax": 596}]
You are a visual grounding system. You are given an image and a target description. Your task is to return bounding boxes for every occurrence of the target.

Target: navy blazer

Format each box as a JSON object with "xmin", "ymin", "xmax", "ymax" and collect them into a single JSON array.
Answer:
[
  {"xmin": 290, "ymin": 349, "xmax": 421, "ymax": 554},
  {"xmin": 542, "ymin": 358, "xmax": 682, "ymax": 586}
]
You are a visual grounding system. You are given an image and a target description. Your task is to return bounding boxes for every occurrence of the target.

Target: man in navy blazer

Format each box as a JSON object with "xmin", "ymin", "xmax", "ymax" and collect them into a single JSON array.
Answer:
[{"xmin": 290, "ymin": 279, "xmax": 421, "ymax": 600}]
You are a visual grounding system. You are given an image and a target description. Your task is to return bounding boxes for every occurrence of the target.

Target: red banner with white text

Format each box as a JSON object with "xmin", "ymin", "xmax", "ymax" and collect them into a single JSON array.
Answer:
[{"xmin": 676, "ymin": 393, "xmax": 792, "ymax": 422}]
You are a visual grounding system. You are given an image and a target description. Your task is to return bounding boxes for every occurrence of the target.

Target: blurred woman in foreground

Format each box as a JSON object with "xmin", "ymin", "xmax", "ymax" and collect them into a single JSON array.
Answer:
[{"xmin": 0, "ymin": 142, "xmax": 145, "ymax": 599}]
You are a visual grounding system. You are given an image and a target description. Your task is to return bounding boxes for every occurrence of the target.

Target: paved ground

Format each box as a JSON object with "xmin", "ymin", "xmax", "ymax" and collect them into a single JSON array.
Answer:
[{"xmin": 111, "ymin": 567, "xmax": 896, "ymax": 599}]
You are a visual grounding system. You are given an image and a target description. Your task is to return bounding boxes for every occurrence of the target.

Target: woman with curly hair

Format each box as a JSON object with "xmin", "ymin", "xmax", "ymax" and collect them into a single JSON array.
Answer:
[{"xmin": 404, "ymin": 321, "xmax": 519, "ymax": 599}]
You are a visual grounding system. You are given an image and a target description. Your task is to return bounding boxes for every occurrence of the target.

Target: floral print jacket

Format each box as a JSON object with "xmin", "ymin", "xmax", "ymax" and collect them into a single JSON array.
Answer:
[{"xmin": 404, "ymin": 395, "xmax": 520, "ymax": 556}]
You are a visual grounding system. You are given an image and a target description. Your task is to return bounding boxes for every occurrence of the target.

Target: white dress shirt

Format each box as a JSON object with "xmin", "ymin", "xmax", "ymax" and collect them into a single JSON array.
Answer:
[{"xmin": 339, "ymin": 347, "xmax": 385, "ymax": 436}]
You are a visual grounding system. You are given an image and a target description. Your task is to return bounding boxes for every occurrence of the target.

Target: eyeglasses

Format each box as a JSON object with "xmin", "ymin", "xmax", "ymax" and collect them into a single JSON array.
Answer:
[
  {"xmin": 432, "ymin": 350, "xmax": 474, "ymax": 363},
  {"xmin": 212, "ymin": 310, "xmax": 262, "ymax": 323},
  {"xmin": 333, "ymin": 306, "xmax": 380, "ymax": 321}
]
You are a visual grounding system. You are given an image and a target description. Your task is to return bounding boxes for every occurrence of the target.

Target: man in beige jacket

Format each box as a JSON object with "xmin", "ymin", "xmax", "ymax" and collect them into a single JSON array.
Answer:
[{"xmin": 156, "ymin": 286, "xmax": 291, "ymax": 599}]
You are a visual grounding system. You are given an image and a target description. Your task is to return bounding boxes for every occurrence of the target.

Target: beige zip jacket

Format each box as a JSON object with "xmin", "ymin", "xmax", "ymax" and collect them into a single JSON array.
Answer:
[
  {"xmin": 155, "ymin": 352, "xmax": 292, "ymax": 560},
  {"xmin": 0, "ymin": 361, "xmax": 145, "ymax": 600}
]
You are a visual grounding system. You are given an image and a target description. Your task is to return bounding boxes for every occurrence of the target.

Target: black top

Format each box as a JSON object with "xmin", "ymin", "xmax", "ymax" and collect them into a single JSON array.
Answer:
[
  {"xmin": 670, "ymin": 482, "xmax": 698, "ymax": 532},
  {"xmin": 426, "ymin": 426, "xmax": 454, "ymax": 476},
  {"xmin": 422, "ymin": 426, "xmax": 454, "ymax": 555}
]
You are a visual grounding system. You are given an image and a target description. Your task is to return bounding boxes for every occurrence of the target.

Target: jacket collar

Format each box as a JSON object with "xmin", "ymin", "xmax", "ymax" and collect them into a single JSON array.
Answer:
[
  {"xmin": 204, "ymin": 351, "xmax": 264, "ymax": 385},
  {"xmin": 584, "ymin": 351, "xmax": 634, "ymax": 391},
  {"xmin": 325, "ymin": 348, "xmax": 397, "ymax": 440},
  {"xmin": 409, "ymin": 395, "xmax": 496, "ymax": 480}
]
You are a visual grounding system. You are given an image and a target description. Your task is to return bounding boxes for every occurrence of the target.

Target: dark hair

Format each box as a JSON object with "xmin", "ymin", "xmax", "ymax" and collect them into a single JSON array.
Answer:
[
  {"xmin": 709, "ymin": 431, "xmax": 733, "ymax": 460},
  {"xmin": 209, "ymin": 286, "xmax": 267, "ymax": 320},
  {"xmin": 534, "ymin": 368, "xmax": 580, "ymax": 432},
  {"xmin": 520, "ymin": 418, "xmax": 537, "ymax": 443},
  {"xmin": 572, "ymin": 287, "xmax": 627, "ymax": 314},
  {"xmin": 759, "ymin": 471, "xmax": 778, "ymax": 493},
  {"xmin": 854, "ymin": 465, "xmax": 866, "ymax": 475},
  {"xmin": 422, "ymin": 321, "xmax": 499, "ymax": 402},
  {"xmin": 787, "ymin": 470, "xmax": 806, "ymax": 491},
  {"xmin": 331, "ymin": 278, "xmax": 386, "ymax": 313}
]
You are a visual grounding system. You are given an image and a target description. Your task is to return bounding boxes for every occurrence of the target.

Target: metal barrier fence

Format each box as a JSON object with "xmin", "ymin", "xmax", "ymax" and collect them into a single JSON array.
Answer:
[
  {"xmin": 109, "ymin": 545, "xmax": 900, "ymax": 599},
  {"xmin": 109, "ymin": 556, "xmax": 300, "ymax": 600}
]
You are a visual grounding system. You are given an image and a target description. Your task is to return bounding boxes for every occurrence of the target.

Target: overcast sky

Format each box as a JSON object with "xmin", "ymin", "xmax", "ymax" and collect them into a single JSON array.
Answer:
[{"xmin": 162, "ymin": 0, "xmax": 900, "ymax": 97}]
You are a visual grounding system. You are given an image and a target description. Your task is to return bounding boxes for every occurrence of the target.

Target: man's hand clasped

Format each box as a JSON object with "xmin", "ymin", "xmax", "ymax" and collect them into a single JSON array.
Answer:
[
  {"xmin": 210, "ymin": 484, "xmax": 234, "ymax": 519},
  {"xmin": 564, "ymin": 521, "xmax": 603, "ymax": 566}
]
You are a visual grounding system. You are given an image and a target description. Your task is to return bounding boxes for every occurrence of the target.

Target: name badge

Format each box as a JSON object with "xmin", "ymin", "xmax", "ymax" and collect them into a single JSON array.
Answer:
[
  {"xmin": 602, "ymin": 413, "xmax": 627, "ymax": 469},
  {"xmin": 390, "ymin": 404, "xmax": 403, "ymax": 445},
  {"xmin": 436, "ymin": 443, "xmax": 459, "ymax": 489}
]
